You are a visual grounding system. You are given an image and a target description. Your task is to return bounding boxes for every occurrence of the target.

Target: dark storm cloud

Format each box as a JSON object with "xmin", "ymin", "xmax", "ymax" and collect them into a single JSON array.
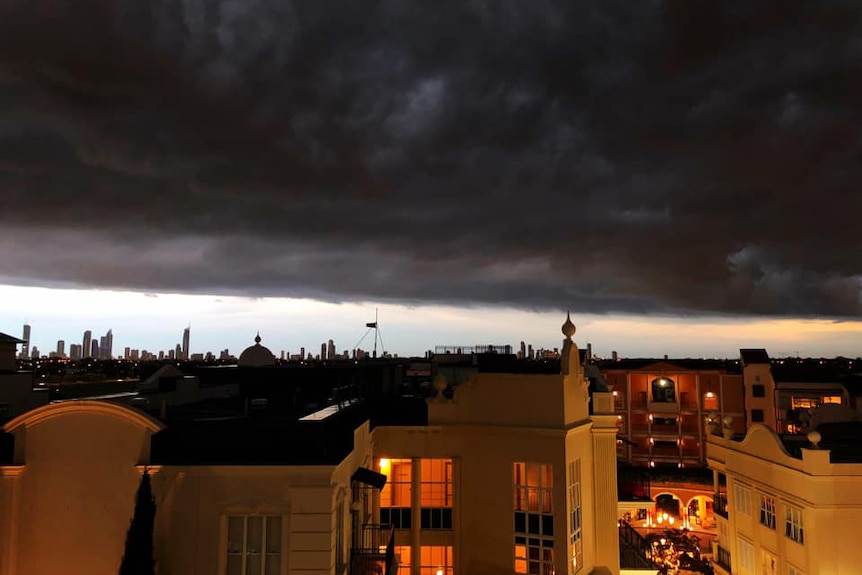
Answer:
[{"xmin": 0, "ymin": 0, "xmax": 860, "ymax": 316}]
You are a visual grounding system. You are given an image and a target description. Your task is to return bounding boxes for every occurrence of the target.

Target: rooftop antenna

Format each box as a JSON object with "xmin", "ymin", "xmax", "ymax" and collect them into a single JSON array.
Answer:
[{"xmin": 353, "ymin": 308, "xmax": 386, "ymax": 359}]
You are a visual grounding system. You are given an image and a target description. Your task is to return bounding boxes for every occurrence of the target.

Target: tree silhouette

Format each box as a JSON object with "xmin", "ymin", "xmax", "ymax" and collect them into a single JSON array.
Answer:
[{"xmin": 119, "ymin": 469, "xmax": 156, "ymax": 575}]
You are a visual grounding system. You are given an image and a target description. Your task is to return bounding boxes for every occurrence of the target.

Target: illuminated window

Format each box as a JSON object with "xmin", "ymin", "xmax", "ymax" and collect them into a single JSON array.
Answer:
[
  {"xmin": 734, "ymin": 484, "xmax": 752, "ymax": 517},
  {"xmin": 419, "ymin": 545, "xmax": 453, "ymax": 575},
  {"xmin": 759, "ymin": 495, "xmax": 775, "ymax": 529},
  {"xmin": 569, "ymin": 460, "xmax": 582, "ymax": 574},
  {"xmin": 702, "ymin": 392, "xmax": 718, "ymax": 411},
  {"xmin": 421, "ymin": 459, "xmax": 453, "ymax": 529},
  {"xmin": 822, "ymin": 395, "xmax": 842, "ymax": 405},
  {"xmin": 784, "ymin": 505, "xmax": 804, "ymax": 544},
  {"xmin": 514, "ymin": 462, "xmax": 553, "ymax": 513},
  {"xmin": 380, "ymin": 458, "xmax": 413, "ymax": 528},
  {"xmin": 514, "ymin": 462, "xmax": 554, "ymax": 574},
  {"xmin": 650, "ymin": 377, "xmax": 676, "ymax": 403},
  {"xmin": 395, "ymin": 546, "xmax": 411, "ymax": 575},
  {"xmin": 226, "ymin": 515, "xmax": 281, "ymax": 575}
]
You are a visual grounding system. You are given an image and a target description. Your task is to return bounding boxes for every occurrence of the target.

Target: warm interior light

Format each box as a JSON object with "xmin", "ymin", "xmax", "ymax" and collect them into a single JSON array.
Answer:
[
  {"xmin": 436, "ymin": 570, "xmax": 443, "ymax": 575},
  {"xmin": 705, "ymin": 392, "xmax": 715, "ymax": 398},
  {"xmin": 379, "ymin": 458, "xmax": 390, "ymax": 473}
]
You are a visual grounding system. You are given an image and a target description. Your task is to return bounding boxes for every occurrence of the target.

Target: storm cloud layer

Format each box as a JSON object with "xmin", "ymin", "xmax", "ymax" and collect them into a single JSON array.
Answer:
[{"xmin": 0, "ymin": 0, "xmax": 860, "ymax": 316}]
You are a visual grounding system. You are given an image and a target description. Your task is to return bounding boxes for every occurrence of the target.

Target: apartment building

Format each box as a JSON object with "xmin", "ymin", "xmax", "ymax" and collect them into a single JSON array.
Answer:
[{"xmin": 706, "ymin": 414, "xmax": 862, "ymax": 575}]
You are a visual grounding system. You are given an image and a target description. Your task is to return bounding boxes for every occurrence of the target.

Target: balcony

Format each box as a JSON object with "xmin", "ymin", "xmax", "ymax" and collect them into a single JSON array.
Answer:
[
  {"xmin": 714, "ymin": 494, "xmax": 728, "ymax": 519},
  {"xmin": 648, "ymin": 401, "xmax": 680, "ymax": 414},
  {"xmin": 350, "ymin": 524, "xmax": 397, "ymax": 575}
]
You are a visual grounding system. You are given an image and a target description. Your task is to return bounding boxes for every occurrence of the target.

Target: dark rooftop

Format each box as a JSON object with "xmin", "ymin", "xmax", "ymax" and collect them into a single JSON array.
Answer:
[{"xmin": 740, "ymin": 349, "xmax": 770, "ymax": 365}]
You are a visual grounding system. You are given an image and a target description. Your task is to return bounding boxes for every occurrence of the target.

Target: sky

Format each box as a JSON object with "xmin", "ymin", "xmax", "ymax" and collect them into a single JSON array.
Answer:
[{"xmin": 0, "ymin": 0, "xmax": 860, "ymax": 358}]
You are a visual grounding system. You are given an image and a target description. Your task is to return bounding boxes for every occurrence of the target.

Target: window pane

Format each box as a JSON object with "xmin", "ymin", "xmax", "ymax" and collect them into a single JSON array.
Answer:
[
  {"xmin": 246, "ymin": 553, "xmax": 262, "ymax": 575},
  {"xmin": 526, "ymin": 463, "xmax": 540, "ymax": 487},
  {"xmin": 228, "ymin": 517, "xmax": 244, "ymax": 554},
  {"xmin": 264, "ymin": 554, "xmax": 280, "ymax": 575},
  {"xmin": 247, "ymin": 516, "xmax": 263, "ymax": 554},
  {"xmin": 266, "ymin": 516, "xmax": 281, "ymax": 553},
  {"xmin": 541, "ymin": 464, "xmax": 553, "ymax": 489},
  {"xmin": 227, "ymin": 555, "xmax": 243, "ymax": 575}
]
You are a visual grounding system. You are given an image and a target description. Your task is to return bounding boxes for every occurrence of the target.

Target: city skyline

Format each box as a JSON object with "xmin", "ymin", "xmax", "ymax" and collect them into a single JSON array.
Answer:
[{"xmin": 3, "ymin": 284, "xmax": 861, "ymax": 361}]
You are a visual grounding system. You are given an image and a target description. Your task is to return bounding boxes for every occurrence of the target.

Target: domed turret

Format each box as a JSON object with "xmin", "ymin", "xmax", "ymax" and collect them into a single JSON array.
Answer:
[{"xmin": 238, "ymin": 332, "xmax": 276, "ymax": 367}]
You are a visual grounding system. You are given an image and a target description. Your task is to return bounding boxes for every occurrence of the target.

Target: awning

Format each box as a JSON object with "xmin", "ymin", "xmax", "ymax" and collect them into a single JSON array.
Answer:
[{"xmin": 351, "ymin": 467, "xmax": 387, "ymax": 490}]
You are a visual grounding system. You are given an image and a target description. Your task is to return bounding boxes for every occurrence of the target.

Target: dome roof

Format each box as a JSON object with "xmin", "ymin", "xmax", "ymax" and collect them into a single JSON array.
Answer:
[{"xmin": 238, "ymin": 333, "xmax": 276, "ymax": 367}]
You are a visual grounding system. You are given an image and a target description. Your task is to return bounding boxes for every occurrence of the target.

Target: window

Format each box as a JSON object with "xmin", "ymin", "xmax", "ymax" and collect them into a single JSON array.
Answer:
[
  {"xmin": 753, "ymin": 385, "xmax": 765, "ymax": 398},
  {"xmin": 380, "ymin": 458, "xmax": 412, "ymax": 528},
  {"xmin": 759, "ymin": 495, "xmax": 775, "ymax": 529},
  {"xmin": 762, "ymin": 549, "xmax": 777, "ymax": 575},
  {"xmin": 395, "ymin": 545, "xmax": 411, "ymax": 575},
  {"xmin": 226, "ymin": 515, "xmax": 282, "ymax": 575},
  {"xmin": 420, "ymin": 459, "xmax": 453, "ymax": 529},
  {"xmin": 569, "ymin": 460, "xmax": 582, "ymax": 574},
  {"xmin": 514, "ymin": 462, "xmax": 554, "ymax": 574},
  {"xmin": 785, "ymin": 505, "xmax": 804, "ymax": 544},
  {"xmin": 751, "ymin": 409, "xmax": 765, "ymax": 423},
  {"xmin": 734, "ymin": 484, "xmax": 752, "ymax": 516},
  {"xmin": 420, "ymin": 546, "xmax": 453, "ymax": 575},
  {"xmin": 335, "ymin": 499, "xmax": 345, "ymax": 572},
  {"xmin": 703, "ymin": 392, "xmax": 718, "ymax": 411},
  {"xmin": 651, "ymin": 377, "xmax": 676, "ymax": 403},
  {"xmin": 737, "ymin": 537, "xmax": 755, "ymax": 575}
]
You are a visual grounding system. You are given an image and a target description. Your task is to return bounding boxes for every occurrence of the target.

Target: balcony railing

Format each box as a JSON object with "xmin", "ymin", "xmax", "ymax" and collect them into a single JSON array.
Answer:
[
  {"xmin": 714, "ymin": 494, "xmax": 728, "ymax": 519},
  {"xmin": 350, "ymin": 524, "xmax": 397, "ymax": 575},
  {"xmin": 716, "ymin": 545, "xmax": 731, "ymax": 571}
]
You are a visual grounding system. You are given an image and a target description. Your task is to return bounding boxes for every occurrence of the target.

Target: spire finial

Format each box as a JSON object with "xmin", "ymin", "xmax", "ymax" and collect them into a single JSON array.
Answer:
[
  {"xmin": 254, "ymin": 332, "xmax": 261, "ymax": 344},
  {"xmin": 562, "ymin": 311, "xmax": 576, "ymax": 339}
]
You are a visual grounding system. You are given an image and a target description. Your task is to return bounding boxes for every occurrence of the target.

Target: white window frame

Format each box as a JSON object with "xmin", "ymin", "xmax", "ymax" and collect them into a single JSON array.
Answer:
[
  {"xmin": 225, "ymin": 514, "xmax": 283, "ymax": 575},
  {"xmin": 759, "ymin": 494, "xmax": 776, "ymax": 529},
  {"xmin": 734, "ymin": 483, "xmax": 752, "ymax": 517},
  {"xmin": 514, "ymin": 462, "xmax": 554, "ymax": 575},
  {"xmin": 787, "ymin": 566, "xmax": 805, "ymax": 575},
  {"xmin": 784, "ymin": 505, "xmax": 804, "ymax": 544},
  {"xmin": 736, "ymin": 537, "xmax": 755, "ymax": 575}
]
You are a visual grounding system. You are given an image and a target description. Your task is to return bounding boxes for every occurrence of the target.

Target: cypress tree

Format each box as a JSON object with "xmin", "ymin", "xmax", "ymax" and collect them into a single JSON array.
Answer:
[{"xmin": 119, "ymin": 469, "xmax": 156, "ymax": 575}]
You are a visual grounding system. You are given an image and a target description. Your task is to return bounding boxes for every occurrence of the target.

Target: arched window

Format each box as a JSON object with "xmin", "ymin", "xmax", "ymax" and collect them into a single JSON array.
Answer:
[{"xmin": 651, "ymin": 377, "xmax": 676, "ymax": 403}]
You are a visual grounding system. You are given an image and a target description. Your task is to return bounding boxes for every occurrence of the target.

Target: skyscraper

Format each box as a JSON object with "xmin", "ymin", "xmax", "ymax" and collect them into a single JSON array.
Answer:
[
  {"xmin": 90, "ymin": 340, "xmax": 99, "ymax": 359},
  {"xmin": 56, "ymin": 340, "xmax": 65, "ymax": 357},
  {"xmin": 21, "ymin": 324, "xmax": 30, "ymax": 359},
  {"xmin": 105, "ymin": 329, "xmax": 113, "ymax": 359},
  {"xmin": 182, "ymin": 326, "xmax": 190, "ymax": 360},
  {"xmin": 69, "ymin": 344, "xmax": 82, "ymax": 361},
  {"xmin": 82, "ymin": 330, "xmax": 92, "ymax": 359},
  {"xmin": 328, "ymin": 339, "xmax": 336, "ymax": 360}
]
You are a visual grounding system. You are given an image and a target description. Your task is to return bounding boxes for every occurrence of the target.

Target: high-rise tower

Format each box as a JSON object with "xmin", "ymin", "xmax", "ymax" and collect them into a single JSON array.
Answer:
[
  {"xmin": 21, "ymin": 324, "xmax": 30, "ymax": 359},
  {"xmin": 182, "ymin": 326, "xmax": 190, "ymax": 360},
  {"xmin": 82, "ymin": 330, "xmax": 92, "ymax": 359}
]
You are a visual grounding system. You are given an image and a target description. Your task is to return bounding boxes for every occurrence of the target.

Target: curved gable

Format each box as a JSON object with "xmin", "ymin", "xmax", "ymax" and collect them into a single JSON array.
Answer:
[
  {"xmin": 737, "ymin": 423, "xmax": 794, "ymax": 462},
  {"xmin": 3, "ymin": 399, "xmax": 164, "ymax": 434}
]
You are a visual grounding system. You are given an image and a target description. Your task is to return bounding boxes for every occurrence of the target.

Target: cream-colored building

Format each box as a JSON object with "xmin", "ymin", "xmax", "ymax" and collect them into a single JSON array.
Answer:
[
  {"xmin": 0, "ymin": 316, "xmax": 621, "ymax": 575},
  {"xmin": 706, "ymin": 416, "xmax": 862, "ymax": 575}
]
